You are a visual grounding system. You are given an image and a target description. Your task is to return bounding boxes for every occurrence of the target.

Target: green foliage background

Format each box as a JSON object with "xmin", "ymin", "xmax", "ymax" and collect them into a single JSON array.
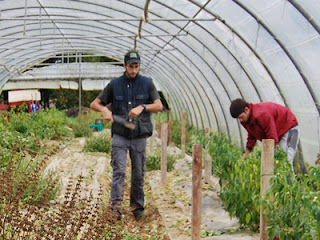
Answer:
[
  {"xmin": 146, "ymin": 148, "xmax": 178, "ymax": 172},
  {"xmin": 50, "ymin": 89, "xmax": 101, "ymax": 110},
  {"xmin": 0, "ymin": 107, "xmax": 70, "ymax": 203},
  {"xmin": 84, "ymin": 133, "xmax": 112, "ymax": 153}
]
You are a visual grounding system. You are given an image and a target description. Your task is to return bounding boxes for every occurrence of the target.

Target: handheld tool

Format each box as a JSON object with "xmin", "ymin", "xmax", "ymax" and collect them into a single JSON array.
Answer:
[{"xmin": 112, "ymin": 115, "xmax": 136, "ymax": 130}]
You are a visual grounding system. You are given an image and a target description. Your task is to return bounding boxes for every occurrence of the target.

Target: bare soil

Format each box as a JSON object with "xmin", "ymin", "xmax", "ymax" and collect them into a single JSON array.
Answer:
[
  {"xmin": 43, "ymin": 130, "xmax": 259, "ymax": 240},
  {"xmin": 44, "ymin": 131, "xmax": 170, "ymax": 240}
]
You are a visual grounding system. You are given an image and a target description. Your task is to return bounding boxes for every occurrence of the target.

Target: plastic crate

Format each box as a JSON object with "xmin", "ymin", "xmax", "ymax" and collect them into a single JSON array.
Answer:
[{"xmin": 89, "ymin": 124, "xmax": 103, "ymax": 132}]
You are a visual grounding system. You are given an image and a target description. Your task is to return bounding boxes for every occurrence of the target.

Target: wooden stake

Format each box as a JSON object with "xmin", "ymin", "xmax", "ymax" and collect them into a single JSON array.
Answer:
[
  {"xmin": 167, "ymin": 111, "xmax": 170, "ymax": 146},
  {"xmin": 158, "ymin": 112, "xmax": 162, "ymax": 138},
  {"xmin": 181, "ymin": 111, "xmax": 186, "ymax": 158},
  {"xmin": 150, "ymin": 114, "xmax": 155, "ymax": 155},
  {"xmin": 161, "ymin": 123, "xmax": 168, "ymax": 185},
  {"xmin": 260, "ymin": 139, "xmax": 274, "ymax": 240},
  {"xmin": 192, "ymin": 144, "xmax": 202, "ymax": 240},
  {"xmin": 205, "ymin": 128, "xmax": 212, "ymax": 184}
]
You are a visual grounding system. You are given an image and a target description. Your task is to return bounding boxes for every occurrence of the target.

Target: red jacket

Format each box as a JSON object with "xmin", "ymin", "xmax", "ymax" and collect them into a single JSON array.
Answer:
[{"xmin": 241, "ymin": 102, "xmax": 297, "ymax": 151}]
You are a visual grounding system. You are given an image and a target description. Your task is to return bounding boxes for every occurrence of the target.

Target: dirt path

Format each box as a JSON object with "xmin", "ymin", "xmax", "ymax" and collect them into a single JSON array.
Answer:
[
  {"xmin": 147, "ymin": 148, "xmax": 259, "ymax": 240},
  {"xmin": 44, "ymin": 137, "xmax": 108, "ymax": 201},
  {"xmin": 44, "ymin": 130, "xmax": 259, "ymax": 239},
  {"xmin": 44, "ymin": 131, "xmax": 169, "ymax": 239}
]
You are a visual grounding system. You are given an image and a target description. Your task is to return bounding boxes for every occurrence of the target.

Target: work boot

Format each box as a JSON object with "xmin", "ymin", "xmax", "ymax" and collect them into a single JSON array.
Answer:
[
  {"xmin": 108, "ymin": 207, "xmax": 121, "ymax": 222},
  {"xmin": 133, "ymin": 209, "xmax": 145, "ymax": 221}
]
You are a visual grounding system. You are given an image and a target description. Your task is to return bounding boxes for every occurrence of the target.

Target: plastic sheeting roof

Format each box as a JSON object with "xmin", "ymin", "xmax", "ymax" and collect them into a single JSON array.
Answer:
[{"xmin": 0, "ymin": 0, "xmax": 319, "ymax": 166}]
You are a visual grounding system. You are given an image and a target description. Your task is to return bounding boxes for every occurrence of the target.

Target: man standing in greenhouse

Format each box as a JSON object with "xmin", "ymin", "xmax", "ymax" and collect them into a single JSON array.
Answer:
[
  {"xmin": 90, "ymin": 50, "xmax": 163, "ymax": 221},
  {"xmin": 229, "ymin": 98, "xmax": 305, "ymax": 175}
]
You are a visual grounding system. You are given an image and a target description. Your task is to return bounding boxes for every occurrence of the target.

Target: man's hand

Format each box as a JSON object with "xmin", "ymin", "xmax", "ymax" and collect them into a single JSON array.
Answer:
[
  {"xmin": 90, "ymin": 98, "xmax": 113, "ymax": 122},
  {"xmin": 239, "ymin": 153, "xmax": 246, "ymax": 162},
  {"xmin": 128, "ymin": 105, "xmax": 144, "ymax": 118},
  {"xmin": 101, "ymin": 107, "xmax": 113, "ymax": 122},
  {"xmin": 240, "ymin": 149, "xmax": 251, "ymax": 161}
]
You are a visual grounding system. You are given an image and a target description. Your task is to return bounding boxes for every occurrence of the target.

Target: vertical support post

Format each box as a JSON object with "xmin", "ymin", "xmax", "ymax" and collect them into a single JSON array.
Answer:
[
  {"xmin": 205, "ymin": 128, "xmax": 212, "ymax": 184},
  {"xmin": 192, "ymin": 144, "xmax": 202, "ymax": 240},
  {"xmin": 167, "ymin": 111, "xmax": 170, "ymax": 146},
  {"xmin": 260, "ymin": 139, "xmax": 274, "ymax": 240},
  {"xmin": 181, "ymin": 111, "xmax": 186, "ymax": 158},
  {"xmin": 158, "ymin": 112, "xmax": 162, "ymax": 138},
  {"xmin": 39, "ymin": 7, "xmax": 42, "ymax": 47},
  {"xmin": 161, "ymin": 123, "xmax": 168, "ymax": 185},
  {"xmin": 150, "ymin": 114, "xmax": 155, "ymax": 155},
  {"xmin": 24, "ymin": 0, "xmax": 28, "ymax": 35},
  {"xmin": 67, "ymin": 48, "xmax": 70, "ymax": 64},
  {"xmin": 78, "ymin": 53, "xmax": 82, "ymax": 115}
]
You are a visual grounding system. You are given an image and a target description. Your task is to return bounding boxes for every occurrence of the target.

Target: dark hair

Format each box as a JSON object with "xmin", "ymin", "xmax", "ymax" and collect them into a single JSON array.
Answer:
[{"xmin": 230, "ymin": 98, "xmax": 249, "ymax": 118}]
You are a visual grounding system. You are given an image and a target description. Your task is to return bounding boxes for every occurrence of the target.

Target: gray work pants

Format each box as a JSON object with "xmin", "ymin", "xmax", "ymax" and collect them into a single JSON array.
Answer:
[
  {"xmin": 110, "ymin": 134, "xmax": 147, "ymax": 212},
  {"xmin": 278, "ymin": 125, "xmax": 300, "ymax": 174}
]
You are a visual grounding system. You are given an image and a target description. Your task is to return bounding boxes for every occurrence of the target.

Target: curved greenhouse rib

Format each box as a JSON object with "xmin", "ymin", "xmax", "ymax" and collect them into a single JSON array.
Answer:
[
  {"xmin": 0, "ymin": 0, "xmax": 319, "ymax": 166},
  {"xmin": 233, "ymin": 0, "xmax": 320, "ymax": 114},
  {"xmin": 147, "ymin": 0, "xmax": 269, "ymax": 143},
  {"xmin": 288, "ymin": 0, "xmax": 320, "ymax": 34},
  {"xmin": 144, "ymin": 2, "xmax": 244, "ymax": 134}
]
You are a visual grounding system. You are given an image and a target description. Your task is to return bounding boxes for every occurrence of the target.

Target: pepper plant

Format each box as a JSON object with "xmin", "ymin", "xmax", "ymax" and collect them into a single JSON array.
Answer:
[{"xmin": 207, "ymin": 131, "xmax": 319, "ymax": 239}]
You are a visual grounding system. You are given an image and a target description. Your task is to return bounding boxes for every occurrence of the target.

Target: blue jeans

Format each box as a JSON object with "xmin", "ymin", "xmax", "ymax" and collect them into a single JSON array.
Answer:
[
  {"xmin": 279, "ymin": 125, "xmax": 301, "ymax": 174},
  {"xmin": 110, "ymin": 134, "xmax": 147, "ymax": 212}
]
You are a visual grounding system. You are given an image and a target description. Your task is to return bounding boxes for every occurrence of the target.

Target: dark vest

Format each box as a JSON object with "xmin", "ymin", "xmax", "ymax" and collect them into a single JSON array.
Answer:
[{"xmin": 111, "ymin": 73, "xmax": 153, "ymax": 138}]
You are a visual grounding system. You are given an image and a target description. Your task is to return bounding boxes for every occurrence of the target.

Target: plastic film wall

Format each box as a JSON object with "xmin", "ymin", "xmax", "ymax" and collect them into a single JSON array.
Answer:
[{"xmin": 0, "ymin": 0, "xmax": 319, "ymax": 166}]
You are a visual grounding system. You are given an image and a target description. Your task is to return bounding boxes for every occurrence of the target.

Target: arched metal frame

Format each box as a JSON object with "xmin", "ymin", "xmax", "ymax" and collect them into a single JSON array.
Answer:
[{"xmin": 0, "ymin": 0, "xmax": 319, "ymax": 166}]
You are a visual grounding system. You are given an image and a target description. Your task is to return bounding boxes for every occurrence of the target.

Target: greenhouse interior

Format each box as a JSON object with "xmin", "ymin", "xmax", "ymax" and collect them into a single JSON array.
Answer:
[{"xmin": 0, "ymin": 1, "xmax": 320, "ymax": 240}]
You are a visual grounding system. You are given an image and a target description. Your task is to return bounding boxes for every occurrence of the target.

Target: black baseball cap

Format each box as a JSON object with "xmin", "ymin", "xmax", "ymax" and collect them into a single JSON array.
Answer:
[{"xmin": 124, "ymin": 50, "xmax": 140, "ymax": 64}]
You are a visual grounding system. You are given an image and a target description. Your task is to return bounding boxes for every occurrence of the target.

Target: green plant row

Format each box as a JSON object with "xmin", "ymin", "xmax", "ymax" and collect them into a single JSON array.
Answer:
[
  {"xmin": 2, "ymin": 104, "xmax": 72, "ymax": 140},
  {"xmin": 166, "ymin": 115, "xmax": 319, "ymax": 239},
  {"xmin": 155, "ymin": 112, "xmax": 205, "ymax": 154},
  {"xmin": 0, "ymin": 106, "xmax": 71, "ymax": 207},
  {"xmin": 264, "ymin": 164, "xmax": 320, "ymax": 240},
  {"xmin": 0, "ymin": 107, "xmax": 168, "ymax": 239},
  {"xmin": 0, "ymin": 106, "xmax": 72, "ymax": 166},
  {"xmin": 71, "ymin": 110, "xmax": 111, "ymax": 138},
  {"xmin": 0, "ymin": 107, "xmax": 72, "ymax": 238},
  {"xmin": 1, "ymin": 176, "xmax": 165, "ymax": 240},
  {"xmin": 146, "ymin": 148, "xmax": 179, "ymax": 172},
  {"xmin": 207, "ymin": 132, "xmax": 320, "ymax": 239},
  {"xmin": 84, "ymin": 132, "xmax": 112, "ymax": 153}
]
